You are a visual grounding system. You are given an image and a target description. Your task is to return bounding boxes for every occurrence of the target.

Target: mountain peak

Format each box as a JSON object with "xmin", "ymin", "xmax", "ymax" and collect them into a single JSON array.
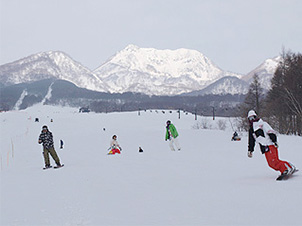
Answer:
[
  {"xmin": 242, "ymin": 56, "xmax": 281, "ymax": 90},
  {"xmin": 0, "ymin": 51, "xmax": 108, "ymax": 92},
  {"xmin": 124, "ymin": 44, "xmax": 140, "ymax": 51},
  {"xmin": 94, "ymin": 45, "xmax": 241, "ymax": 95},
  {"xmin": 19, "ymin": 50, "xmax": 69, "ymax": 62}
]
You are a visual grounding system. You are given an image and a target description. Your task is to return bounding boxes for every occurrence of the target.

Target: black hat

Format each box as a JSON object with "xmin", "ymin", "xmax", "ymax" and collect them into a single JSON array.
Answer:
[{"xmin": 42, "ymin": 125, "xmax": 48, "ymax": 130}]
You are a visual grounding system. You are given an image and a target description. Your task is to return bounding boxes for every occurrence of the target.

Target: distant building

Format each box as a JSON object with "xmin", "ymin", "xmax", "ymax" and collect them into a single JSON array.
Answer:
[{"xmin": 79, "ymin": 107, "xmax": 90, "ymax": 113}]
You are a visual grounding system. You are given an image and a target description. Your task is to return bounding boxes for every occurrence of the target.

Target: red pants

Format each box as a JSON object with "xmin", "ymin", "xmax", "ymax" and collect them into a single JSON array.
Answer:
[
  {"xmin": 265, "ymin": 145, "xmax": 291, "ymax": 173},
  {"xmin": 111, "ymin": 149, "xmax": 121, "ymax": 154}
]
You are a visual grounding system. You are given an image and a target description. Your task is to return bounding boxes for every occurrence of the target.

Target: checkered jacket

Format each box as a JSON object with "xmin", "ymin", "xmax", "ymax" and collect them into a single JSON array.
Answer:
[{"xmin": 39, "ymin": 131, "xmax": 54, "ymax": 148}]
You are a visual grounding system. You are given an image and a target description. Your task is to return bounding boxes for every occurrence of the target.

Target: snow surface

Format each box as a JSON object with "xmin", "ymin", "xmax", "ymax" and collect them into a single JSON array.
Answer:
[{"xmin": 1, "ymin": 105, "xmax": 301, "ymax": 226}]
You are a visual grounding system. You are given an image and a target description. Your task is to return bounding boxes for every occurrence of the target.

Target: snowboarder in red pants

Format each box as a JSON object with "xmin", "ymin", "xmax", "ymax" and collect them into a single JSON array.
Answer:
[
  {"xmin": 247, "ymin": 110, "xmax": 296, "ymax": 178},
  {"xmin": 108, "ymin": 135, "xmax": 122, "ymax": 155}
]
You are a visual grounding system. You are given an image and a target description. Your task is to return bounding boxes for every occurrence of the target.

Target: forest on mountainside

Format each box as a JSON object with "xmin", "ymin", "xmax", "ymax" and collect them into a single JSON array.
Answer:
[{"xmin": 241, "ymin": 50, "xmax": 302, "ymax": 135}]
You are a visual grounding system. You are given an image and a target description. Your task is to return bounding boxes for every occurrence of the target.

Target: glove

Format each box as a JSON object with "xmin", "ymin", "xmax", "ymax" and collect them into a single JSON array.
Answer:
[
  {"xmin": 248, "ymin": 151, "xmax": 253, "ymax": 158},
  {"xmin": 274, "ymin": 142, "xmax": 279, "ymax": 148}
]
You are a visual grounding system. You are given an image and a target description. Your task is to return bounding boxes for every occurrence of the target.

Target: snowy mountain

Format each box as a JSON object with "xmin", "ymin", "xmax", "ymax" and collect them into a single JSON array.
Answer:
[
  {"xmin": 183, "ymin": 76, "xmax": 249, "ymax": 96},
  {"xmin": 1, "ymin": 46, "xmax": 279, "ymax": 96},
  {"xmin": 242, "ymin": 56, "xmax": 281, "ymax": 90},
  {"xmin": 94, "ymin": 44, "xmax": 243, "ymax": 95},
  {"xmin": 0, "ymin": 51, "xmax": 108, "ymax": 92}
]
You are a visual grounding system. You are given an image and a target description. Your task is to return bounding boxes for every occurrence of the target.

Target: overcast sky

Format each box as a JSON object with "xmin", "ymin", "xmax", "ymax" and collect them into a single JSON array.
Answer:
[{"xmin": 1, "ymin": 0, "xmax": 301, "ymax": 74}]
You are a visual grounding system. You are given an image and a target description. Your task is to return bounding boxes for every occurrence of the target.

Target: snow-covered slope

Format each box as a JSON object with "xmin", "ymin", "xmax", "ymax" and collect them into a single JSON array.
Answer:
[
  {"xmin": 242, "ymin": 56, "xmax": 281, "ymax": 90},
  {"xmin": 0, "ymin": 51, "xmax": 108, "ymax": 92},
  {"xmin": 94, "ymin": 45, "xmax": 242, "ymax": 95},
  {"xmin": 1, "ymin": 105, "xmax": 301, "ymax": 226}
]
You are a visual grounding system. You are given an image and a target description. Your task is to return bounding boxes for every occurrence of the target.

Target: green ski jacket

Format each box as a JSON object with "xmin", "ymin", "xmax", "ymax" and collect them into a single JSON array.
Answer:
[{"xmin": 165, "ymin": 124, "xmax": 179, "ymax": 140}]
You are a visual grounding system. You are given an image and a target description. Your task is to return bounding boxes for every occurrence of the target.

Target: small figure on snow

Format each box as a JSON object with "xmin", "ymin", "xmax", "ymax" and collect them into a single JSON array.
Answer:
[
  {"xmin": 108, "ymin": 135, "xmax": 122, "ymax": 155},
  {"xmin": 38, "ymin": 125, "xmax": 62, "ymax": 169},
  {"xmin": 165, "ymin": 120, "xmax": 181, "ymax": 151},
  {"xmin": 247, "ymin": 110, "xmax": 297, "ymax": 179},
  {"xmin": 139, "ymin": 147, "xmax": 143, "ymax": 153},
  {"xmin": 231, "ymin": 131, "xmax": 241, "ymax": 141},
  {"xmin": 60, "ymin": 139, "xmax": 64, "ymax": 149}
]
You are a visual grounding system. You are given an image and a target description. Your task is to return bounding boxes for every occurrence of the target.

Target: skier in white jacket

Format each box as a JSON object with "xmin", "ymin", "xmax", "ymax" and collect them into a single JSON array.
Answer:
[{"xmin": 247, "ymin": 110, "xmax": 296, "ymax": 177}]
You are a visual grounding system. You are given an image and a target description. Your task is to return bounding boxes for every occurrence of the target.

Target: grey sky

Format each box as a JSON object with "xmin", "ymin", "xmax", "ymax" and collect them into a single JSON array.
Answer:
[{"xmin": 1, "ymin": 0, "xmax": 301, "ymax": 74}]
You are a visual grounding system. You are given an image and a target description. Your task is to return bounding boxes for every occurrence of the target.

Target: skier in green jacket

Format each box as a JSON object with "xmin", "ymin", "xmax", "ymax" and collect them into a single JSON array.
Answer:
[{"xmin": 165, "ymin": 120, "xmax": 181, "ymax": 151}]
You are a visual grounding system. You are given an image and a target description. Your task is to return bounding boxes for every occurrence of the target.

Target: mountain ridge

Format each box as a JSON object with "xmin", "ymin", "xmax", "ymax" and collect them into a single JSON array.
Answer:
[
  {"xmin": 0, "ymin": 45, "xmax": 280, "ymax": 96},
  {"xmin": 0, "ymin": 51, "xmax": 108, "ymax": 92},
  {"xmin": 242, "ymin": 56, "xmax": 281, "ymax": 90},
  {"xmin": 183, "ymin": 76, "xmax": 249, "ymax": 96}
]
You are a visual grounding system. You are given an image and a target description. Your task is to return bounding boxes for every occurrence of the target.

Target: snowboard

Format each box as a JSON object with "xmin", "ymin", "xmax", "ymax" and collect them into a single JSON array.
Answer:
[
  {"xmin": 54, "ymin": 164, "xmax": 64, "ymax": 169},
  {"xmin": 276, "ymin": 168, "xmax": 299, "ymax": 181}
]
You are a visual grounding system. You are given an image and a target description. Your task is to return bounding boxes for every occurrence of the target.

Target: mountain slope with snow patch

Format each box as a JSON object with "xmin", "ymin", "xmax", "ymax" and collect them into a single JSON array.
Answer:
[
  {"xmin": 242, "ymin": 56, "xmax": 281, "ymax": 90},
  {"xmin": 184, "ymin": 76, "xmax": 249, "ymax": 96}
]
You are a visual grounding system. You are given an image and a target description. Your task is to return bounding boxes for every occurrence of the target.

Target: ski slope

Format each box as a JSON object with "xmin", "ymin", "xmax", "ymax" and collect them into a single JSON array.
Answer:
[{"xmin": 1, "ymin": 105, "xmax": 301, "ymax": 226}]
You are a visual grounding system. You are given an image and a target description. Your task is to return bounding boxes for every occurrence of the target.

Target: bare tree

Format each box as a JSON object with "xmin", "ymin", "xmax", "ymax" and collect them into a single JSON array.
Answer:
[
  {"xmin": 265, "ymin": 50, "xmax": 302, "ymax": 135},
  {"xmin": 239, "ymin": 73, "xmax": 265, "ymax": 130}
]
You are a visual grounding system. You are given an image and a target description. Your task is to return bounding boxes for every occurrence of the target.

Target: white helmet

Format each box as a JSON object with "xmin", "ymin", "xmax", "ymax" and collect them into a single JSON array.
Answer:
[
  {"xmin": 247, "ymin": 110, "xmax": 257, "ymax": 118},
  {"xmin": 247, "ymin": 110, "xmax": 258, "ymax": 122}
]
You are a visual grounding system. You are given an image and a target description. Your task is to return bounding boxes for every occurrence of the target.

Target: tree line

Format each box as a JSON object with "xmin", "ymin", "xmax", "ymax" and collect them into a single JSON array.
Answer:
[{"xmin": 241, "ymin": 50, "xmax": 302, "ymax": 135}]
